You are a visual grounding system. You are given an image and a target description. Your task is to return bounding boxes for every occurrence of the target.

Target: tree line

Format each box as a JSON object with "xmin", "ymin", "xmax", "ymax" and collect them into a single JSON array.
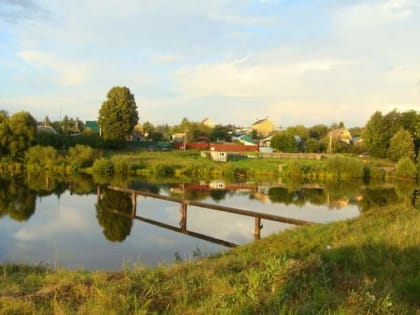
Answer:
[{"xmin": 1, "ymin": 86, "xmax": 419, "ymax": 167}]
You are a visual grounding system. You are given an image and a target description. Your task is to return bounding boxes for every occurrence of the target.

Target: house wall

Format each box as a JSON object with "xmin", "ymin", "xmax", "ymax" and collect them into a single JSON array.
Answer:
[{"xmin": 252, "ymin": 119, "xmax": 274, "ymax": 136}]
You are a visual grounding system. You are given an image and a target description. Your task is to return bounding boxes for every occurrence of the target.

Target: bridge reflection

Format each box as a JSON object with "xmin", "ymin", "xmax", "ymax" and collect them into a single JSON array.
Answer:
[{"xmin": 98, "ymin": 185, "xmax": 315, "ymax": 247}]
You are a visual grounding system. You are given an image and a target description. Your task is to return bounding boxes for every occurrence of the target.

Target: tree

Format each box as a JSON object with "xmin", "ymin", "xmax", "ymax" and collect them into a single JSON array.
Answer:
[
  {"xmin": 394, "ymin": 157, "xmax": 416, "ymax": 179},
  {"xmin": 0, "ymin": 111, "xmax": 11, "ymax": 156},
  {"xmin": 286, "ymin": 125, "xmax": 309, "ymax": 141},
  {"xmin": 304, "ymin": 137, "xmax": 322, "ymax": 153},
  {"xmin": 387, "ymin": 129, "xmax": 415, "ymax": 162},
  {"xmin": 211, "ymin": 125, "xmax": 232, "ymax": 142},
  {"xmin": 271, "ymin": 131, "xmax": 297, "ymax": 152},
  {"xmin": 309, "ymin": 124, "xmax": 328, "ymax": 140},
  {"xmin": 7, "ymin": 111, "xmax": 37, "ymax": 159},
  {"xmin": 362, "ymin": 110, "xmax": 401, "ymax": 158},
  {"xmin": 98, "ymin": 86, "xmax": 139, "ymax": 141}
]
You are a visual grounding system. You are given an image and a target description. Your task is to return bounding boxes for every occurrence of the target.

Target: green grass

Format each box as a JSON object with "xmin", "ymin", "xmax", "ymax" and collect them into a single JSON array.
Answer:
[
  {"xmin": 94, "ymin": 151, "xmax": 392, "ymax": 182},
  {"xmin": 1, "ymin": 202, "xmax": 419, "ymax": 314}
]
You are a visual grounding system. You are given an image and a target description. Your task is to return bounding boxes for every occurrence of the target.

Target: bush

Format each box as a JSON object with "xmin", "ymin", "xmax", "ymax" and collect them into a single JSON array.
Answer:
[
  {"xmin": 110, "ymin": 156, "xmax": 131, "ymax": 175},
  {"xmin": 67, "ymin": 144, "xmax": 96, "ymax": 170},
  {"xmin": 25, "ymin": 145, "xmax": 58, "ymax": 171},
  {"xmin": 92, "ymin": 158, "xmax": 114, "ymax": 176},
  {"xmin": 394, "ymin": 157, "xmax": 416, "ymax": 179},
  {"xmin": 326, "ymin": 156, "xmax": 364, "ymax": 178}
]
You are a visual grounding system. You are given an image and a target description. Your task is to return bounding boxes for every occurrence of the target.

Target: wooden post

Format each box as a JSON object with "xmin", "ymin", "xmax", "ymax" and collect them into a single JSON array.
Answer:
[
  {"xmin": 252, "ymin": 217, "xmax": 262, "ymax": 240},
  {"xmin": 131, "ymin": 192, "xmax": 137, "ymax": 216},
  {"xmin": 179, "ymin": 202, "xmax": 187, "ymax": 231}
]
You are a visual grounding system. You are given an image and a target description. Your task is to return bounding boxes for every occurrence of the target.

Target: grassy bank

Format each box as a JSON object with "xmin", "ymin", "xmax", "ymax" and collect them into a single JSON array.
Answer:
[
  {"xmin": 88, "ymin": 150, "xmax": 394, "ymax": 182},
  {"xmin": 1, "ymin": 202, "xmax": 419, "ymax": 314}
]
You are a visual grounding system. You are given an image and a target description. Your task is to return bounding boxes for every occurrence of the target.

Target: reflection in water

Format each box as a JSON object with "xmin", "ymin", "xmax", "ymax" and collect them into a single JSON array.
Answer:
[
  {"xmin": 0, "ymin": 176, "xmax": 36, "ymax": 221},
  {"xmin": 0, "ymin": 174, "xmax": 414, "ymax": 270},
  {"xmin": 96, "ymin": 189, "xmax": 133, "ymax": 242}
]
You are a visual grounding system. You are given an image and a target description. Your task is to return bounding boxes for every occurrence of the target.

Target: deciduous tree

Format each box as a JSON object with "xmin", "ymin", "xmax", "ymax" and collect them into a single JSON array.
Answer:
[
  {"xmin": 387, "ymin": 129, "xmax": 415, "ymax": 162},
  {"xmin": 271, "ymin": 131, "xmax": 297, "ymax": 152},
  {"xmin": 98, "ymin": 86, "xmax": 139, "ymax": 141}
]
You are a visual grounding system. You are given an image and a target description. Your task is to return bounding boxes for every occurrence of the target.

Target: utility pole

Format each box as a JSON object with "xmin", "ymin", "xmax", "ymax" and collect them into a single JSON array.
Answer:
[{"xmin": 183, "ymin": 128, "xmax": 188, "ymax": 151}]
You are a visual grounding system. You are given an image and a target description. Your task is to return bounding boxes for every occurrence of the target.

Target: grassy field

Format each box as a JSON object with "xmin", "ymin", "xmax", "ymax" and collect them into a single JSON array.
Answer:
[{"xmin": 1, "ymin": 200, "xmax": 419, "ymax": 314}]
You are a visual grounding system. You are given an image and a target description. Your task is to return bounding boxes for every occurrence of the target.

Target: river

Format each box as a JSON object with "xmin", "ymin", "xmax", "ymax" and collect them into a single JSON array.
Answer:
[{"xmin": 0, "ymin": 174, "xmax": 411, "ymax": 270}]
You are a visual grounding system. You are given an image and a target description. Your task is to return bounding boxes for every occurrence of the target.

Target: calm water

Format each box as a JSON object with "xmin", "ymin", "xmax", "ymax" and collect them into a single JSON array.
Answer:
[{"xmin": 0, "ymin": 175, "xmax": 408, "ymax": 270}]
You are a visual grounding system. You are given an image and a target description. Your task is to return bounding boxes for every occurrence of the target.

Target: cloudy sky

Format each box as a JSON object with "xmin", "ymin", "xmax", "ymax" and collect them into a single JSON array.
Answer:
[{"xmin": 0, "ymin": 0, "xmax": 419, "ymax": 127}]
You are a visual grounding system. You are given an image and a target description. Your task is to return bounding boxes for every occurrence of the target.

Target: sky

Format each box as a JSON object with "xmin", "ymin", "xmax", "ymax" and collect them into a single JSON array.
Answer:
[{"xmin": 0, "ymin": 0, "xmax": 419, "ymax": 128}]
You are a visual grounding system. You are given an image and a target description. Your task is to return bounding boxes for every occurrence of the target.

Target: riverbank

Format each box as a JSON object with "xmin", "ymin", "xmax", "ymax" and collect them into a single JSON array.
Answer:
[
  {"xmin": 87, "ymin": 150, "xmax": 396, "ymax": 182},
  {"xmin": 1, "ymin": 202, "xmax": 419, "ymax": 314}
]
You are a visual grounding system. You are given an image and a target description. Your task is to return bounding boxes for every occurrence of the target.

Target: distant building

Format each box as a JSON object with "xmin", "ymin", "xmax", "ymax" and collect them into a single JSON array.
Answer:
[
  {"xmin": 37, "ymin": 125, "xmax": 58, "ymax": 134},
  {"xmin": 85, "ymin": 121, "xmax": 100, "ymax": 134},
  {"xmin": 238, "ymin": 135, "xmax": 257, "ymax": 146},
  {"xmin": 328, "ymin": 128, "xmax": 352, "ymax": 144},
  {"xmin": 251, "ymin": 118, "xmax": 274, "ymax": 137}
]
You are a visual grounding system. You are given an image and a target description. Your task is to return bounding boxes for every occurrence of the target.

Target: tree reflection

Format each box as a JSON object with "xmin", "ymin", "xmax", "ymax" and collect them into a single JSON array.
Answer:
[
  {"xmin": 0, "ymin": 176, "xmax": 36, "ymax": 221},
  {"xmin": 96, "ymin": 189, "xmax": 133, "ymax": 242},
  {"xmin": 210, "ymin": 189, "xmax": 228, "ymax": 202},
  {"xmin": 26, "ymin": 174, "xmax": 67, "ymax": 198},
  {"xmin": 359, "ymin": 187, "xmax": 400, "ymax": 211},
  {"xmin": 268, "ymin": 187, "xmax": 295, "ymax": 205}
]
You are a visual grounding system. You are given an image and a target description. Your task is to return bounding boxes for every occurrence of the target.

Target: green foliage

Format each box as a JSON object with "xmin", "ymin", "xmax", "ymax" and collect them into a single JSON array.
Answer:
[
  {"xmin": 92, "ymin": 158, "xmax": 114, "ymax": 176},
  {"xmin": 210, "ymin": 124, "xmax": 232, "ymax": 142},
  {"xmin": 0, "ymin": 111, "xmax": 37, "ymax": 160},
  {"xmin": 309, "ymin": 124, "xmax": 329, "ymax": 140},
  {"xmin": 36, "ymin": 132, "xmax": 105, "ymax": 149},
  {"xmin": 24, "ymin": 145, "xmax": 58, "ymax": 172},
  {"xmin": 67, "ymin": 144, "xmax": 96, "ymax": 170},
  {"xmin": 363, "ymin": 109, "xmax": 420, "ymax": 159},
  {"xmin": 110, "ymin": 155, "xmax": 131, "ymax": 175},
  {"xmin": 304, "ymin": 137, "xmax": 322, "ymax": 153},
  {"xmin": 393, "ymin": 157, "xmax": 416, "ymax": 179},
  {"xmin": 326, "ymin": 156, "xmax": 364, "ymax": 179},
  {"xmin": 98, "ymin": 86, "xmax": 139, "ymax": 141},
  {"xmin": 387, "ymin": 129, "xmax": 415, "ymax": 162},
  {"xmin": 363, "ymin": 111, "xmax": 398, "ymax": 158},
  {"xmin": 417, "ymin": 154, "xmax": 420, "ymax": 180},
  {"xmin": 271, "ymin": 131, "xmax": 297, "ymax": 152}
]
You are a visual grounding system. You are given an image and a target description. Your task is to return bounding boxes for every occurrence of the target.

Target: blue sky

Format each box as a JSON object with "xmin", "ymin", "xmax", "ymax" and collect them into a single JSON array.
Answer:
[{"xmin": 0, "ymin": 0, "xmax": 419, "ymax": 127}]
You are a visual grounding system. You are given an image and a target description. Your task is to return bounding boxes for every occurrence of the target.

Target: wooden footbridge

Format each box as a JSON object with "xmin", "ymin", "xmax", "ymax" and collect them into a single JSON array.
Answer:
[{"xmin": 103, "ymin": 185, "xmax": 315, "ymax": 247}]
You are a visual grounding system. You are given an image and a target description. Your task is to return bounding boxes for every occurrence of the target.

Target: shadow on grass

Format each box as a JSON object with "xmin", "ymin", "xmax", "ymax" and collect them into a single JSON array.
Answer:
[{"xmin": 258, "ymin": 243, "xmax": 420, "ymax": 314}]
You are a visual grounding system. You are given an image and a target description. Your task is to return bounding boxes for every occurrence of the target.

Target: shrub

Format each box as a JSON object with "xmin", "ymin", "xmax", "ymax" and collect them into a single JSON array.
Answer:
[
  {"xmin": 110, "ymin": 155, "xmax": 131, "ymax": 175},
  {"xmin": 394, "ymin": 157, "xmax": 416, "ymax": 179},
  {"xmin": 25, "ymin": 145, "xmax": 58, "ymax": 171},
  {"xmin": 67, "ymin": 144, "xmax": 96, "ymax": 169},
  {"xmin": 92, "ymin": 158, "xmax": 114, "ymax": 176},
  {"xmin": 326, "ymin": 156, "xmax": 364, "ymax": 178}
]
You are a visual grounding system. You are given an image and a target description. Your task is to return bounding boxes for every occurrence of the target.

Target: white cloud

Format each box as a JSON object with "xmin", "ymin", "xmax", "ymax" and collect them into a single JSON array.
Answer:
[
  {"xmin": 18, "ymin": 50, "xmax": 91, "ymax": 86},
  {"xmin": 14, "ymin": 206, "xmax": 89, "ymax": 241},
  {"xmin": 335, "ymin": 0, "xmax": 419, "ymax": 29},
  {"xmin": 174, "ymin": 57, "xmax": 351, "ymax": 98},
  {"xmin": 151, "ymin": 54, "xmax": 185, "ymax": 64},
  {"xmin": 208, "ymin": 14, "xmax": 273, "ymax": 26}
]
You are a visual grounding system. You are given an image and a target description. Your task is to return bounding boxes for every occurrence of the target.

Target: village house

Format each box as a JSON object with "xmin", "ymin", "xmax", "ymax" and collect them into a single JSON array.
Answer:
[
  {"xmin": 328, "ymin": 128, "xmax": 352, "ymax": 144},
  {"xmin": 251, "ymin": 118, "xmax": 274, "ymax": 137}
]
